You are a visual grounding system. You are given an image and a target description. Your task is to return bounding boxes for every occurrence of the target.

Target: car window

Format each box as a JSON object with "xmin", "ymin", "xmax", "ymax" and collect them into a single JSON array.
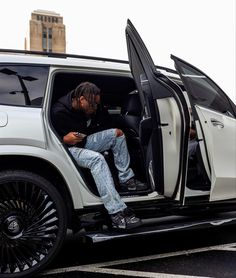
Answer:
[
  {"xmin": 0, "ymin": 65, "xmax": 49, "ymax": 107},
  {"xmin": 175, "ymin": 60, "xmax": 235, "ymax": 117}
]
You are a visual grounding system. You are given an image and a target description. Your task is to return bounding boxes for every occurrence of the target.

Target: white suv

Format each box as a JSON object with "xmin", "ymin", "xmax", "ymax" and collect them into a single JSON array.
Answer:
[{"xmin": 0, "ymin": 20, "xmax": 236, "ymax": 278}]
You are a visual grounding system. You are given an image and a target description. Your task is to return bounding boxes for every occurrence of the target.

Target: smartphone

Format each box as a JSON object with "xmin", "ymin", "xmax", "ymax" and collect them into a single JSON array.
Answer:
[{"xmin": 75, "ymin": 132, "xmax": 87, "ymax": 138}]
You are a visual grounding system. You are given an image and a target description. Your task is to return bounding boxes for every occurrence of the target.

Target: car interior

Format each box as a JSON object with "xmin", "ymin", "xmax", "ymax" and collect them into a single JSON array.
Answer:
[{"xmin": 50, "ymin": 70, "xmax": 210, "ymax": 197}]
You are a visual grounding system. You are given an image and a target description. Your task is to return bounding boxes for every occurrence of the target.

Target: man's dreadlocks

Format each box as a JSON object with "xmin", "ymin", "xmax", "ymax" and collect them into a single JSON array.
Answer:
[{"xmin": 72, "ymin": 82, "xmax": 101, "ymax": 107}]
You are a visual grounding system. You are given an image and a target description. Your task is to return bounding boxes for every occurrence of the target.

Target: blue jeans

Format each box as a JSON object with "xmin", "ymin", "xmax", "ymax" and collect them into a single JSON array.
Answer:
[{"xmin": 69, "ymin": 129, "xmax": 134, "ymax": 214}]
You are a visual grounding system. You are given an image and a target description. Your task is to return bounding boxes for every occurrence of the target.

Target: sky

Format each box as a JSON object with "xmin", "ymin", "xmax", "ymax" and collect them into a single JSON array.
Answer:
[{"xmin": 1, "ymin": 0, "xmax": 235, "ymax": 102}]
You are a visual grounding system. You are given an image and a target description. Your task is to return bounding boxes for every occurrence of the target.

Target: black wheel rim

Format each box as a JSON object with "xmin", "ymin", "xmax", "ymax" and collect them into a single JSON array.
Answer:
[{"xmin": 0, "ymin": 180, "xmax": 60, "ymax": 275}]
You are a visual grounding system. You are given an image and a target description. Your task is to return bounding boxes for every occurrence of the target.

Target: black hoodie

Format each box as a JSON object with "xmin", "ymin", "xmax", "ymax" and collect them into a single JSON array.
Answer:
[{"xmin": 51, "ymin": 91, "xmax": 112, "ymax": 147}]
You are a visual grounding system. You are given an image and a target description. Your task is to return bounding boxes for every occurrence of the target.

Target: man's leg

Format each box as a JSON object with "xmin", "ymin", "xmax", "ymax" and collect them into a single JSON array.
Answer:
[
  {"xmin": 84, "ymin": 129, "xmax": 134, "ymax": 183},
  {"xmin": 69, "ymin": 146, "xmax": 142, "ymax": 229},
  {"xmin": 85, "ymin": 129, "xmax": 147, "ymax": 191},
  {"xmin": 69, "ymin": 146, "xmax": 127, "ymax": 215}
]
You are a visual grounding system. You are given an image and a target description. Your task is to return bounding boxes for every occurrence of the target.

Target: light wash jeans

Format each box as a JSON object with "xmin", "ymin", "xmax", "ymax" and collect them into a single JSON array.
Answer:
[{"xmin": 69, "ymin": 128, "xmax": 134, "ymax": 215}]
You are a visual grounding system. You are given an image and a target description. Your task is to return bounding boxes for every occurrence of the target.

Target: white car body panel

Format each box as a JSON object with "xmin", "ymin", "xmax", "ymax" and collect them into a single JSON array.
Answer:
[
  {"xmin": 196, "ymin": 105, "xmax": 236, "ymax": 201},
  {"xmin": 0, "ymin": 105, "xmax": 46, "ymax": 149},
  {"xmin": 156, "ymin": 97, "xmax": 182, "ymax": 198}
]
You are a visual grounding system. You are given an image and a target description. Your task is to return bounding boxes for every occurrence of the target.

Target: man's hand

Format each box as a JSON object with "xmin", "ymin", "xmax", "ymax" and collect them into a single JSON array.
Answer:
[{"xmin": 63, "ymin": 132, "xmax": 85, "ymax": 145}]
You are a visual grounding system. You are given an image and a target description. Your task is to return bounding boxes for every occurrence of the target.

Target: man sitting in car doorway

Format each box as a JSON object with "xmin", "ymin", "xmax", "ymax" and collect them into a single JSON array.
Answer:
[{"xmin": 51, "ymin": 81, "xmax": 147, "ymax": 230}]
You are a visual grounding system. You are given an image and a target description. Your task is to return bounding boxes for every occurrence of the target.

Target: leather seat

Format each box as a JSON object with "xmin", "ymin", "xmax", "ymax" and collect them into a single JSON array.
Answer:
[
  {"xmin": 120, "ymin": 91, "xmax": 142, "ymax": 137},
  {"xmin": 120, "ymin": 92, "xmax": 146, "ymax": 182}
]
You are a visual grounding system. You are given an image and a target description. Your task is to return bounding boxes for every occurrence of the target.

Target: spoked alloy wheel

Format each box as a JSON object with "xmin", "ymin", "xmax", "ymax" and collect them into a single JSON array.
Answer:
[{"xmin": 0, "ymin": 170, "xmax": 67, "ymax": 278}]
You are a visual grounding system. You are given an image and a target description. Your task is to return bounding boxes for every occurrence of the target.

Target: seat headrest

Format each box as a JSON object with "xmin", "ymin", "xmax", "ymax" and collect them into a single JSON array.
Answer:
[{"xmin": 121, "ymin": 93, "xmax": 142, "ymax": 116}]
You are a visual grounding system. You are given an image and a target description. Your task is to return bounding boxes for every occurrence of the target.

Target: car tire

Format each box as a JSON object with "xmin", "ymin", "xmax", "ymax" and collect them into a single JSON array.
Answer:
[{"xmin": 0, "ymin": 170, "xmax": 67, "ymax": 278}]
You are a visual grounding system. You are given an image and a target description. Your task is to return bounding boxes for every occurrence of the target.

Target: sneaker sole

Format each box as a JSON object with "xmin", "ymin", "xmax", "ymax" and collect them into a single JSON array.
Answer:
[{"xmin": 112, "ymin": 220, "xmax": 142, "ymax": 231}]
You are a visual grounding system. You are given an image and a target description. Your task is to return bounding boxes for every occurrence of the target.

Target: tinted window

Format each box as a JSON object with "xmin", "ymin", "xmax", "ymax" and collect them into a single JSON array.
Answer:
[
  {"xmin": 175, "ymin": 60, "xmax": 234, "ymax": 116},
  {"xmin": 0, "ymin": 65, "xmax": 49, "ymax": 107}
]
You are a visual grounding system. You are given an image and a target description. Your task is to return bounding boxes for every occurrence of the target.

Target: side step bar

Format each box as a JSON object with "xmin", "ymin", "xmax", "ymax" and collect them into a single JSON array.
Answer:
[{"xmin": 83, "ymin": 212, "xmax": 236, "ymax": 243}]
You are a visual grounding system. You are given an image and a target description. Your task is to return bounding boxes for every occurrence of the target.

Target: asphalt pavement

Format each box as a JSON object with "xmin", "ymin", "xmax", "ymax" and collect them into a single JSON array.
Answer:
[{"xmin": 39, "ymin": 224, "xmax": 236, "ymax": 278}]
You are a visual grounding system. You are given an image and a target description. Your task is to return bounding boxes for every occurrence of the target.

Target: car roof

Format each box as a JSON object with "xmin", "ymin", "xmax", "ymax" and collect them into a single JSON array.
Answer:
[
  {"xmin": 0, "ymin": 53, "xmax": 130, "ymax": 72},
  {"xmin": 0, "ymin": 49, "xmax": 180, "ymax": 79}
]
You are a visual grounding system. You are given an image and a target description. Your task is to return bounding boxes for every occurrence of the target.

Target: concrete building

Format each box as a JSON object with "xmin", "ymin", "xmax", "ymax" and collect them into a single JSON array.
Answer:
[{"xmin": 30, "ymin": 10, "xmax": 66, "ymax": 53}]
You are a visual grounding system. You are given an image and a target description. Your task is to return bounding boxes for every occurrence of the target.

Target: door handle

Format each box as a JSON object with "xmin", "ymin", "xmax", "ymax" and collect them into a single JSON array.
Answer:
[{"xmin": 210, "ymin": 118, "xmax": 224, "ymax": 128}]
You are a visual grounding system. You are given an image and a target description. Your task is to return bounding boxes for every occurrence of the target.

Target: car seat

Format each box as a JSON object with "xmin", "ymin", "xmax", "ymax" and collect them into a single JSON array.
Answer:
[
  {"xmin": 120, "ymin": 91, "xmax": 146, "ymax": 182},
  {"xmin": 120, "ymin": 91, "xmax": 142, "ymax": 137}
]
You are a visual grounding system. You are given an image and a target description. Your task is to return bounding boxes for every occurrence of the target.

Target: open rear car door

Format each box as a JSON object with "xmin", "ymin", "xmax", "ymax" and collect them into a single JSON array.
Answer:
[
  {"xmin": 172, "ymin": 55, "xmax": 236, "ymax": 201},
  {"xmin": 126, "ymin": 20, "xmax": 190, "ymax": 199}
]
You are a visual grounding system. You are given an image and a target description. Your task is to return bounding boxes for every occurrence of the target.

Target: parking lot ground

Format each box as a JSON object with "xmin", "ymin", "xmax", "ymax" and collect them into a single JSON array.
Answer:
[
  {"xmin": 108, "ymin": 250, "xmax": 236, "ymax": 277},
  {"xmin": 40, "ymin": 242, "xmax": 236, "ymax": 278}
]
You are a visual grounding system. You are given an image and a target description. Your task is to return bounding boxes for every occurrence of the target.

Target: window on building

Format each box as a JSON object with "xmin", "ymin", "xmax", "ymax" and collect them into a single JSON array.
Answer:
[
  {"xmin": 48, "ymin": 28, "xmax": 52, "ymax": 52},
  {"xmin": 42, "ymin": 27, "xmax": 47, "ymax": 52}
]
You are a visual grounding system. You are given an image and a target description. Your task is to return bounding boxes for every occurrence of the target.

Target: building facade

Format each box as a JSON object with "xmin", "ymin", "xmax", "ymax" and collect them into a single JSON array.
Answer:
[{"xmin": 30, "ymin": 10, "xmax": 66, "ymax": 53}]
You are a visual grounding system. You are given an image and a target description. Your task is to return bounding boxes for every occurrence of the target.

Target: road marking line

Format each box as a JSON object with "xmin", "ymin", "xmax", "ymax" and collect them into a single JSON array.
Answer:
[
  {"xmin": 41, "ymin": 266, "xmax": 211, "ymax": 278},
  {"xmin": 75, "ymin": 267, "xmax": 211, "ymax": 278},
  {"xmin": 215, "ymin": 247, "xmax": 236, "ymax": 251},
  {"xmin": 40, "ymin": 242, "xmax": 236, "ymax": 277}
]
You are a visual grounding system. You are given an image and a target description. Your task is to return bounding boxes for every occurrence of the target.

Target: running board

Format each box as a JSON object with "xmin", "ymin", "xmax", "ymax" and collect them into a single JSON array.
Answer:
[{"xmin": 84, "ymin": 212, "xmax": 236, "ymax": 243}]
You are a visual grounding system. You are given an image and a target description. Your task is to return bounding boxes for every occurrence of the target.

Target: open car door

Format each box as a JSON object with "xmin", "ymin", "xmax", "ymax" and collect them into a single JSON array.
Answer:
[
  {"xmin": 125, "ymin": 20, "xmax": 190, "ymax": 199},
  {"xmin": 172, "ymin": 55, "xmax": 236, "ymax": 201}
]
